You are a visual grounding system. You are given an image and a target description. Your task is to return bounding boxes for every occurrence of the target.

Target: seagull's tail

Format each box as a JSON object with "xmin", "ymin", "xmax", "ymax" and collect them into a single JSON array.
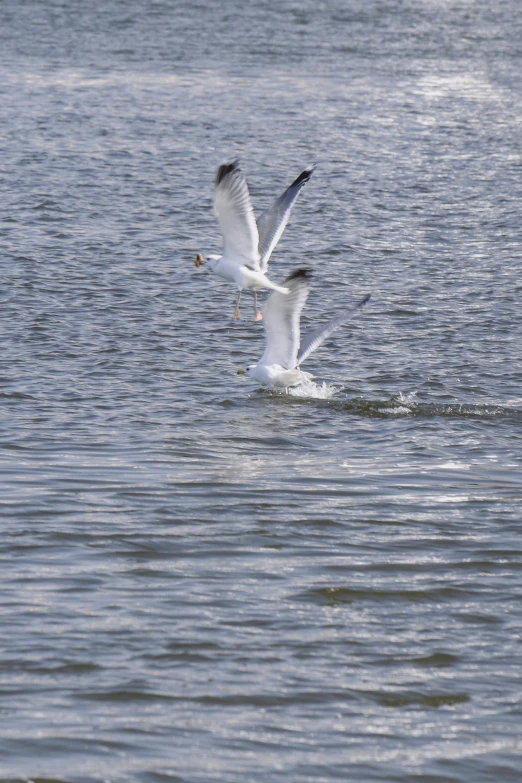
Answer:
[
  {"xmin": 281, "ymin": 370, "xmax": 313, "ymax": 387},
  {"xmin": 268, "ymin": 284, "xmax": 290, "ymax": 295},
  {"xmin": 259, "ymin": 275, "xmax": 289, "ymax": 295},
  {"xmin": 245, "ymin": 269, "xmax": 290, "ymax": 295},
  {"xmin": 276, "ymin": 369, "xmax": 303, "ymax": 387}
]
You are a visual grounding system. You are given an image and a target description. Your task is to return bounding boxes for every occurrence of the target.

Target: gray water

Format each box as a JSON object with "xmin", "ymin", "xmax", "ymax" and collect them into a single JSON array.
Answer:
[{"xmin": 1, "ymin": 1, "xmax": 522, "ymax": 781}]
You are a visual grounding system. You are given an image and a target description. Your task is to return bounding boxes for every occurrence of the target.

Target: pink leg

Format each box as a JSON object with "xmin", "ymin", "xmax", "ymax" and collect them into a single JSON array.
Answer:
[
  {"xmin": 254, "ymin": 290, "xmax": 263, "ymax": 321},
  {"xmin": 233, "ymin": 291, "xmax": 242, "ymax": 320}
]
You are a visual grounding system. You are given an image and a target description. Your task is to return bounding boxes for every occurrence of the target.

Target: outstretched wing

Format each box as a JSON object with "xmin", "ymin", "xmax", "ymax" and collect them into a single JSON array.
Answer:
[
  {"xmin": 257, "ymin": 166, "xmax": 315, "ymax": 273},
  {"xmin": 214, "ymin": 160, "xmax": 260, "ymax": 269},
  {"xmin": 297, "ymin": 293, "xmax": 371, "ymax": 366},
  {"xmin": 260, "ymin": 269, "xmax": 311, "ymax": 369}
]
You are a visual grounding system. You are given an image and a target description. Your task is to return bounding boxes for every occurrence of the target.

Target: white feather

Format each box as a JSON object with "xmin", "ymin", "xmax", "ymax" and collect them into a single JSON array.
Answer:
[
  {"xmin": 297, "ymin": 293, "xmax": 372, "ymax": 365},
  {"xmin": 244, "ymin": 271, "xmax": 371, "ymax": 388},
  {"xmin": 214, "ymin": 161, "xmax": 260, "ymax": 269},
  {"xmin": 260, "ymin": 270, "xmax": 311, "ymax": 369},
  {"xmin": 257, "ymin": 166, "xmax": 315, "ymax": 273}
]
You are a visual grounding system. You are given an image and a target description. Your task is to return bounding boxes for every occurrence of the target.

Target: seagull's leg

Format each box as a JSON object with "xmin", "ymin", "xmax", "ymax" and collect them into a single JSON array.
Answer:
[
  {"xmin": 253, "ymin": 290, "xmax": 263, "ymax": 321},
  {"xmin": 233, "ymin": 290, "xmax": 242, "ymax": 320}
]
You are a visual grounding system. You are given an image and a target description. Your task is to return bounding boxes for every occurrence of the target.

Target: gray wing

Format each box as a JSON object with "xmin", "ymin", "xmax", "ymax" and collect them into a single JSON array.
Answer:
[
  {"xmin": 260, "ymin": 269, "xmax": 311, "ymax": 369},
  {"xmin": 297, "ymin": 293, "xmax": 371, "ymax": 366},
  {"xmin": 257, "ymin": 166, "xmax": 315, "ymax": 273},
  {"xmin": 214, "ymin": 160, "xmax": 260, "ymax": 269}
]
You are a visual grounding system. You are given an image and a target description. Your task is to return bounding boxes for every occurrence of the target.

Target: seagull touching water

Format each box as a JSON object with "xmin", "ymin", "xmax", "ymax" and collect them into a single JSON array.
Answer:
[
  {"xmin": 196, "ymin": 160, "xmax": 314, "ymax": 320},
  {"xmin": 237, "ymin": 269, "xmax": 371, "ymax": 388}
]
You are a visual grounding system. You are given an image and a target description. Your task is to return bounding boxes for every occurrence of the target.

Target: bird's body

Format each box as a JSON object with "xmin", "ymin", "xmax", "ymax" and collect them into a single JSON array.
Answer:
[
  {"xmin": 210, "ymin": 257, "xmax": 289, "ymax": 297},
  {"xmin": 246, "ymin": 362, "xmax": 313, "ymax": 388},
  {"xmin": 196, "ymin": 160, "xmax": 314, "ymax": 320},
  {"xmin": 242, "ymin": 269, "xmax": 371, "ymax": 388}
]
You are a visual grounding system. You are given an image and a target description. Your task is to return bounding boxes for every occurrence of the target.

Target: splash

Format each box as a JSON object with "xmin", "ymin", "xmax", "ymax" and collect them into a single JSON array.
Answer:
[
  {"xmin": 256, "ymin": 386, "xmax": 522, "ymax": 421},
  {"xmin": 286, "ymin": 378, "xmax": 339, "ymax": 399},
  {"xmin": 377, "ymin": 391, "xmax": 418, "ymax": 415}
]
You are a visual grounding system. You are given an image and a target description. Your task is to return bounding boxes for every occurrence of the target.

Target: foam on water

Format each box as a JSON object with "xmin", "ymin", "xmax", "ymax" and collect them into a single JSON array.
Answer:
[
  {"xmin": 377, "ymin": 391, "xmax": 418, "ymax": 415},
  {"xmin": 257, "ymin": 386, "xmax": 522, "ymax": 421},
  {"xmin": 285, "ymin": 378, "xmax": 340, "ymax": 399},
  {"xmin": 344, "ymin": 395, "xmax": 522, "ymax": 421}
]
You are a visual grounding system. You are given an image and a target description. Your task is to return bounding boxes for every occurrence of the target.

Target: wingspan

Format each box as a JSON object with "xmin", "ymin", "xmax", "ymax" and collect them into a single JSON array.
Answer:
[
  {"xmin": 297, "ymin": 293, "xmax": 371, "ymax": 366},
  {"xmin": 257, "ymin": 166, "xmax": 315, "ymax": 273},
  {"xmin": 214, "ymin": 160, "xmax": 260, "ymax": 269},
  {"xmin": 260, "ymin": 269, "xmax": 311, "ymax": 369}
]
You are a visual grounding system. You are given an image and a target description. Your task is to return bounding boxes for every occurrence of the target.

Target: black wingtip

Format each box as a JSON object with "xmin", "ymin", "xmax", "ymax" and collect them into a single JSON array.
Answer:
[
  {"xmin": 290, "ymin": 165, "xmax": 315, "ymax": 190},
  {"xmin": 215, "ymin": 159, "xmax": 240, "ymax": 187},
  {"xmin": 285, "ymin": 267, "xmax": 312, "ymax": 283}
]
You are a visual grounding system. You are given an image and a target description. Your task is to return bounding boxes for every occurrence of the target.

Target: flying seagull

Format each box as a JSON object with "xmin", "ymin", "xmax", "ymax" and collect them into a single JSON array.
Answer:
[
  {"xmin": 195, "ymin": 160, "xmax": 315, "ymax": 320},
  {"xmin": 237, "ymin": 268, "xmax": 371, "ymax": 387}
]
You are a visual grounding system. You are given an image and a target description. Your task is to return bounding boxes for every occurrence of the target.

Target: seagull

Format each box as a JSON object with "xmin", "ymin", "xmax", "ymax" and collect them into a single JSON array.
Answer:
[
  {"xmin": 237, "ymin": 268, "xmax": 371, "ymax": 387},
  {"xmin": 195, "ymin": 160, "xmax": 314, "ymax": 320}
]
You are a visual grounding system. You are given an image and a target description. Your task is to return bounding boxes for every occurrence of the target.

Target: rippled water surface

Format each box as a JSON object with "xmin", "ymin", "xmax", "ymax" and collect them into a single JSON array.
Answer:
[{"xmin": 1, "ymin": 1, "xmax": 522, "ymax": 781}]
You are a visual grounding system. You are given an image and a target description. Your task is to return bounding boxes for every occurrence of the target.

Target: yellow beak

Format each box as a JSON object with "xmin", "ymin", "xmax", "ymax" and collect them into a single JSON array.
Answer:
[
  {"xmin": 236, "ymin": 369, "xmax": 245, "ymax": 375},
  {"xmin": 195, "ymin": 253, "xmax": 204, "ymax": 268}
]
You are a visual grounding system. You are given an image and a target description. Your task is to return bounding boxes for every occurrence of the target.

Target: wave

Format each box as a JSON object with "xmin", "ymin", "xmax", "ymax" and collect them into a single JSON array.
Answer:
[{"xmin": 256, "ymin": 388, "xmax": 522, "ymax": 420}]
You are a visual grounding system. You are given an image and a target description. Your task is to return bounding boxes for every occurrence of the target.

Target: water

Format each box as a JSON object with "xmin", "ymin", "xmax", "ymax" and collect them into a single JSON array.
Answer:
[{"xmin": 1, "ymin": 1, "xmax": 522, "ymax": 781}]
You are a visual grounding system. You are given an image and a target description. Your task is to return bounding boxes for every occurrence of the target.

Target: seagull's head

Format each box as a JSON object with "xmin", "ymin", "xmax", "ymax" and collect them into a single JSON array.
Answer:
[
  {"xmin": 195, "ymin": 253, "xmax": 221, "ymax": 271},
  {"xmin": 236, "ymin": 365, "xmax": 256, "ymax": 378}
]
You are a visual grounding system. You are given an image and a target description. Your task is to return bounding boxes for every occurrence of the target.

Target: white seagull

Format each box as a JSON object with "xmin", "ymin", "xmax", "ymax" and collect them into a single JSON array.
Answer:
[
  {"xmin": 238, "ymin": 268, "xmax": 371, "ymax": 387},
  {"xmin": 196, "ymin": 160, "xmax": 314, "ymax": 321}
]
